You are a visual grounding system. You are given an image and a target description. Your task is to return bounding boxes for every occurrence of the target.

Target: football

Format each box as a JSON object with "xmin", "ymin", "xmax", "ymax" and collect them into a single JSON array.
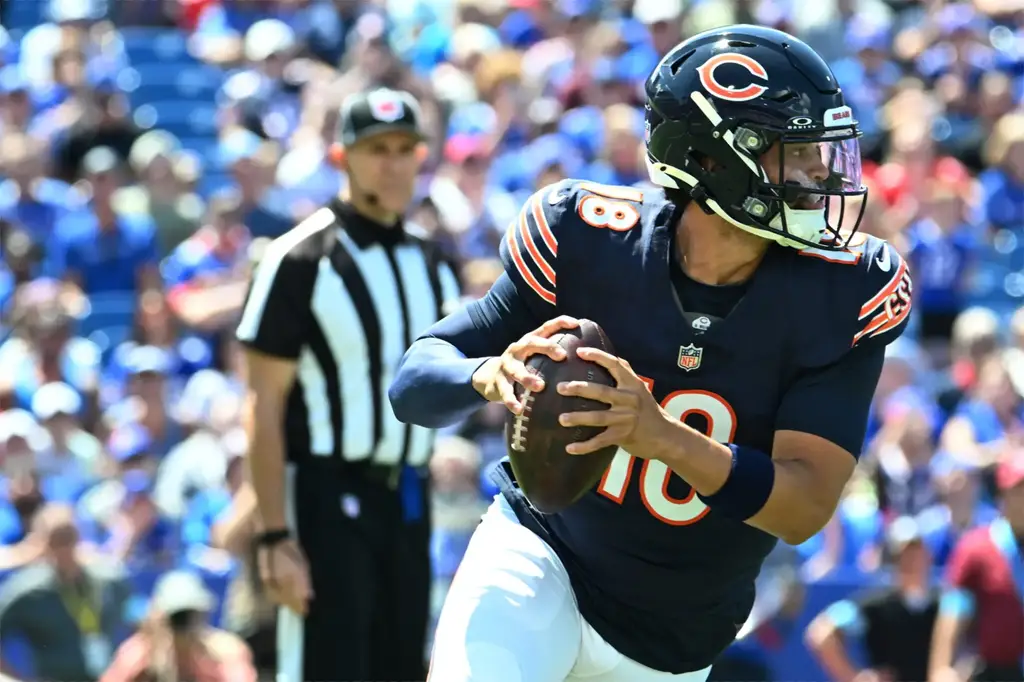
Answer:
[{"xmin": 505, "ymin": 319, "xmax": 619, "ymax": 514}]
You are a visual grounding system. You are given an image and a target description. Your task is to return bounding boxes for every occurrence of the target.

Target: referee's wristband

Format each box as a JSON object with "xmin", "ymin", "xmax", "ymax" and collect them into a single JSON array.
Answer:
[{"xmin": 254, "ymin": 529, "xmax": 292, "ymax": 548}]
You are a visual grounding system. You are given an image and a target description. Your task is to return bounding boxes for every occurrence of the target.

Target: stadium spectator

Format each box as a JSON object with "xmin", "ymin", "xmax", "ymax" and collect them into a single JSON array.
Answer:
[
  {"xmin": 918, "ymin": 453, "xmax": 997, "ymax": 567},
  {"xmin": 903, "ymin": 178, "xmax": 982, "ymax": 345},
  {"xmin": 162, "ymin": 188, "xmax": 252, "ymax": 335},
  {"xmin": 868, "ymin": 389, "xmax": 941, "ymax": 518},
  {"xmin": 31, "ymin": 380, "xmax": 105, "ymax": 482},
  {"xmin": 0, "ymin": 133, "xmax": 75, "ymax": 247},
  {"xmin": 89, "ymin": 469, "xmax": 177, "ymax": 572},
  {"xmin": 806, "ymin": 517, "xmax": 940, "ymax": 682},
  {"xmin": 980, "ymin": 112, "xmax": 1024, "ymax": 231},
  {"xmin": 216, "ymin": 18, "xmax": 302, "ymax": 144},
  {"xmin": 0, "ymin": 504, "xmax": 135, "ymax": 681},
  {"xmin": 51, "ymin": 147, "xmax": 160, "ymax": 296},
  {"xmin": 0, "ymin": 67, "xmax": 36, "ymax": 138},
  {"xmin": 0, "ymin": 466, "xmax": 49, "ymax": 559},
  {"xmin": 216, "ymin": 129, "xmax": 291, "ymax": 238},
  {"xmin": 0, "ymin": 279, "xmax": 99, "ymax": 418},
  {"xmin": 117, "ymin": 130, "xmax": 204, "ymax": 256},
  {"xmin": 102, "ymin": 570, "xmax": 256, "ymax": 682},
  {"xmin": 939, "ymin": 354, "xmax": 1024, "ymax": 469},
  {"xmin": 51, "ymin": 79, "xmax": 141, "ymax": 184},
  {"xmin": 78, "ymin": 424, "xmax": 160, "ymax": 530}
]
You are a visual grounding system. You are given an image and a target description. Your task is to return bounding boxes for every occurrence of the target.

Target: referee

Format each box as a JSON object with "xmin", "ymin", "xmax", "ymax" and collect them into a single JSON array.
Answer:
[{"xmin": 235, "ymin": 88, "xmax": 460, "ymax": 682}]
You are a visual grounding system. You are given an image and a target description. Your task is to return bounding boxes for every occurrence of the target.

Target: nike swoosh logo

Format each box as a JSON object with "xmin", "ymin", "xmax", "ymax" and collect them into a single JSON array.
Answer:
[{"xmin": 875, "ymin": 244, "xmax": 891, "ymax": 272}]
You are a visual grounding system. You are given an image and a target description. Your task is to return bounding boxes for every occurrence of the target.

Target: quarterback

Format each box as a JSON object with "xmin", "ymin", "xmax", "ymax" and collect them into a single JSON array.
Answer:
[{"xmin": 390, "ymin": 25, "xmax": 912, "ymax": 682}]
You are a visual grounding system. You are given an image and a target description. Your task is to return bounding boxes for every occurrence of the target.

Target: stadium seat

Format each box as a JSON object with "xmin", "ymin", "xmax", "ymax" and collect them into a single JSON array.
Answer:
[
  {"xmin": 123, "ymin": 63, "xmax": 224, "ymax": 106},
  {"xmin": 119, "ymin": 28, "xmax": 193, "ymax": 63},
  {"xmin": 4, "ymin": 2, "xmax": 45, "ymax": 29},
  {"xmin": 178, "ymin": 136, "xmax": 221, "ymax": 164},
  {"xmin": 133, "ymin": 101, "xmax": 219, "ymax": 136}
]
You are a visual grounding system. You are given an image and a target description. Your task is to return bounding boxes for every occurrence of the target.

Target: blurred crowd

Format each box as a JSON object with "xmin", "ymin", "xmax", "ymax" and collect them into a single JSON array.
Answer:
[{"xmin": 0, "ymin": 0, "xmax": 1021, "ymax": 680}]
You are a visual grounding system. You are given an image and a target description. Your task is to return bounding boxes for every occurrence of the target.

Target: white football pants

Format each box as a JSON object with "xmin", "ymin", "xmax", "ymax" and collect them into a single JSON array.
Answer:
[{"xmin": 428, "ymin": 494, "xmax": 715, "ymax": 682}]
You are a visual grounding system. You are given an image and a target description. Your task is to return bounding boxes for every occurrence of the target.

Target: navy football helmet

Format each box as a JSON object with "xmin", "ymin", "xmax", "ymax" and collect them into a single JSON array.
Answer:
[{"xmin": 644, "ymin": 25, "xmax": 866, "ymax": 250}]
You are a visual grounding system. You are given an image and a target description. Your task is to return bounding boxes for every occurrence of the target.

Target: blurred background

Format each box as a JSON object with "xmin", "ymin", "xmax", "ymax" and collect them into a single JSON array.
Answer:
[{"xmin": 0, "ymin": 0, "xmax": 1021, "ymax": 680}]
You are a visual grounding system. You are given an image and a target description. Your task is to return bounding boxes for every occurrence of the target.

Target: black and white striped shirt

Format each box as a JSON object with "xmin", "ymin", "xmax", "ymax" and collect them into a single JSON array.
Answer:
[{"xmin": 235, "ymin": 200, "xmax": 460, "ymax": 468}]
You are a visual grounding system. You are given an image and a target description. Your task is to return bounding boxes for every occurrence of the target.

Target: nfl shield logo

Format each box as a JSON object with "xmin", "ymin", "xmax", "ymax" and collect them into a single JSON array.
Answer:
[
  {"xmin": 368, "ymin": 90, "xmax": 404, "ymax": 122},
  {"xmin": 677, "ymin": 344, "xmax": 703, "ymax": 371}
]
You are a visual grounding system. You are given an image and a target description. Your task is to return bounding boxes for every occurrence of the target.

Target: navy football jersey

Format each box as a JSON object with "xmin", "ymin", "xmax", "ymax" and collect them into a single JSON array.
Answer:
[{"xmin": 494, "ymin": 179, "xmax": 912, "ymax": 673}]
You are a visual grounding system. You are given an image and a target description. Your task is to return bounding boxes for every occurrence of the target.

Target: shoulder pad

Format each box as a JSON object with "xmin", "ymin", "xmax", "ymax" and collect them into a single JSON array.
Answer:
[
  {"xmin": 797, "ymin": 234, "xmax": 913, "ymax": 352},
  {"xmin": 499, "ymin": 179, "xmax": 646, "ymax": 308}
]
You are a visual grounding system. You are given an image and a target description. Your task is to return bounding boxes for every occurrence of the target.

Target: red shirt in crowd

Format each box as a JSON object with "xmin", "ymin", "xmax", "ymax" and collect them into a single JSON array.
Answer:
[
  {"xmin": 179, "ymin": 0, "xmax": 218, "ymax": 31},
  {"xmin": 945, "ymin": 521, "xmax": 1024, "ymax": 668}
]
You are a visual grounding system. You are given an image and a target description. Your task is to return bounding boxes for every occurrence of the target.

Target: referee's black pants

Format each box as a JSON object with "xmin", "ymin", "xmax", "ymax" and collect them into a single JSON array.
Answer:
[{"xmin": 280, "ymin": 458, "xmax": 431, "ymax": 682}]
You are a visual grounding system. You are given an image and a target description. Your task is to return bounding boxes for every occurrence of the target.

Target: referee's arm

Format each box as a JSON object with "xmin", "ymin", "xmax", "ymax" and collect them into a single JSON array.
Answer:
[{"xmin": 235, "ymin": 239, "xmax": 314, "ymax": 531}]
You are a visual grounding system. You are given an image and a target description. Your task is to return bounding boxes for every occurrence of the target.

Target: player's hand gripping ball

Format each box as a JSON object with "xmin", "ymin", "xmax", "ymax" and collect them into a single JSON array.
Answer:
[
  {"xmin": 557, "ymin": 345, "xmax": 669, "ymax": 459},
  {"xmin": 503, "ymin": 318, "xmax": 619, "ymax": 513}
]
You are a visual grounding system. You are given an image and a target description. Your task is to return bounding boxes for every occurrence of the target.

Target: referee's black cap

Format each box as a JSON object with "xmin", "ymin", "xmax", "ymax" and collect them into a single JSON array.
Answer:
[{"xmin": 337, "ymin": 88, "xmax": 424, "ymax": 148}]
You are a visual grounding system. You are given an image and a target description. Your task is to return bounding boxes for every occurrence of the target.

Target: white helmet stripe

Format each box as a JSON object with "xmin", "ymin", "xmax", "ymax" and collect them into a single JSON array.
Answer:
[{"xmin": 689, "ymin": 91, "xmax": 766, "ymax": 181}]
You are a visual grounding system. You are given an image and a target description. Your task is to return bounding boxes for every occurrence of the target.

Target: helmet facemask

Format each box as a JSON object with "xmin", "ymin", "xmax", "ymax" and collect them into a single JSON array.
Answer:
[{"xmin": 646, "ymin": 92, "xmax": 868, "ymax": 250}]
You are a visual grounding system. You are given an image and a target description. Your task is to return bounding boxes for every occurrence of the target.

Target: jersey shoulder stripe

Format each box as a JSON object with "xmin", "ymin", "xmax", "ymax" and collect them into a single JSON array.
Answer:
[{"xmin": 500, "ymin": 181, "xmax": 574, "ymax": 307}]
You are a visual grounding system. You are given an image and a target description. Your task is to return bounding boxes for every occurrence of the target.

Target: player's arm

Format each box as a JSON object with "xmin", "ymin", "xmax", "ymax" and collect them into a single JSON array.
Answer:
[
  {"xmin": 235, "ymin": 237, "xmax": 316, "ymax": 531},
  {"xmin": 929, "ymin": 538, "xmax": 977, "ymax": 682},
  {"xmin": 670, "ymin": 239, "xmax": 910, "ymax": 543},
  {"xmin": 389, "ymin": 272, "xmax": 575, "ymax": 428},
  {"xmin": 805, "ymin": 598, "xmax": 871, "ymax": 682},
  {"xmin": 644, "ymin": 343, "xmax": 884, "ymax": 544},
  {"xmin": 390, "ymin": 184, "xmax": 572, "ymax": 429}
]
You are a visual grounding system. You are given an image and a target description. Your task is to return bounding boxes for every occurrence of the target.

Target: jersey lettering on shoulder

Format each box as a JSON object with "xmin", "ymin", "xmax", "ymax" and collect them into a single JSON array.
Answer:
[
  {"xmin": 853, "ymin": 240, "xmax": 912, "ymax": 347},
  {"xmin": 797, "ymin": 232, "xmax": 913, "ymax": 349},
  {"xmin": 499, "ymin": 180, "xmax": 645, "ymax": 308}
]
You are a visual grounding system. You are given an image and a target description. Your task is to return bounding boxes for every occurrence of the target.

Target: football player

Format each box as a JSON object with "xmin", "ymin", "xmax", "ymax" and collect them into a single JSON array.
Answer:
[{"xmin": 390, "ymin": 25, "xmax": 912, "ymax": 682}]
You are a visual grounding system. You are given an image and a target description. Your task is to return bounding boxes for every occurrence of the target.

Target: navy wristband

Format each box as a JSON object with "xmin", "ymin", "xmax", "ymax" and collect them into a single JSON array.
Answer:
[{"xmin": 696, "ymin": 444, "xmax": 775, "ymax": 521}]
